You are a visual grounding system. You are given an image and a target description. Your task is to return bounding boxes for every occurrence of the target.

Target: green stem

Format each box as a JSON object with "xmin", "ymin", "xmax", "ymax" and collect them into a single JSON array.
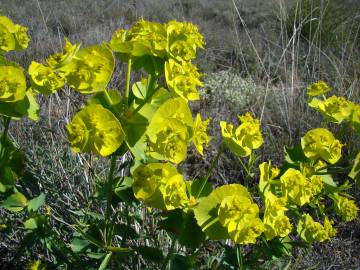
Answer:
[
  {"xmin": 238, "ymin": 156, "xmax": 252, "ymax": 186},
  {"xmin": 236, "ymin": 244, "xmax": 244, "ymax": 270},
  {"xmin": 161, "ymin": 238, "xmax": 176, "ymax": 270},
  {"xmin": 195, "ymin": 144, "xmax": 224, "ymax": 199},
  {"xmin": 0, "ymin": 117, "xmax": 11, "ymax": 159},
  {"xmin": 1, "ymin": 116, "xmax": 10, "ymax": 142},
  {"xmin": 124, "ymin": 58, "xmax": 132, "ymax": 106},
  {"xmin": 104, "ymin": 89, "xmax": 113, "ymax": 105},
  {"xmin": 105, "ymin": 155, "xmax": 117, "ymax": 225}
]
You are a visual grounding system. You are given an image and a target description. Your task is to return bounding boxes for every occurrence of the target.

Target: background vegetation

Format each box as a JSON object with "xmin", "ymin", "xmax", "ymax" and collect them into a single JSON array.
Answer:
[{"xmin": 1, "ymin": 0, "xmax": 359, "ymax": 269}]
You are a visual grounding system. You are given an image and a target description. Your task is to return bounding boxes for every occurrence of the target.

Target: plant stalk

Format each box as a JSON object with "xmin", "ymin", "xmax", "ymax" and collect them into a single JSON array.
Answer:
[
  {"xmin": 195, "ymin": 143, "xmax": 224, "ymax": 199},
  {"xmin": 236, "ymin": 244, "xmax": 244, "ymax": 270},
  {"xmin": 105, "ymin": 155, "xmax": 117, "ymax": 222},
  {"xmin": 124, "ymin": 57, "xmax": 132, "ymax": 106},
  {"xmin": 161, "ymin": 238, "xmax": 176, "ymax": 270},
  {"xmin": 1, "ymin": 116, "xmax": 11, "ymax": 142}
]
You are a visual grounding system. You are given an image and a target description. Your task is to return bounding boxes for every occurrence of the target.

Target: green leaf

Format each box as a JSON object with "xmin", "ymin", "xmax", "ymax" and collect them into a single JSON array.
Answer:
[
  {"xmin": 113, "ymin": 223, "xmax": 139, "ymax": 240},
  {"xmin": 134, "ymin": 246, "xmax": 164, "ymax": 263},
  {"xmin": 15, "ymin": 91, "xmax": 40, "ymax": 121},
  {"xmin": 1, "ymin": 192, "xmax": 27, "ymax": 212},
  {"xmin": 87, "ymin": 252, "xmax": 106, "ymax": 259},
  {"xmin": 27, "ymin": 193, "xmax": 45, "ymax": 212},
  {"xmin": 178, "ymin": 211, "xmax": 205, "ymax": 249},
  {"xmin": 0, "ymin": 91, "xmax": 40, "ymax": 121},
  {"xmin": 170, "ymin": 254, "xmax": 192, "ymax": 270},
  {"xmin": 87, "ymin": 89, "xmax": 123, "ymax": 117},
  {"xmin": 70, "ymin": 238, "xmax": 90, "ymax": 253},
  {"xmin": 0, "ymin": 138, "xmax": 24, "ymax": 191},
  {"xmin": 159, "ymin": 209, "xmax": 206, "ymax": 249},
  {"xmin": 132, "ymin": 55, "xmax": 165, "ymax": 75},
  {"xmin": 187, "ymin": 179, "xmax": 213, "ymax": 199},
  {"xmin": 349, "ymin": 152, "xmax": 360, "ymax": 186},
  {"xmin": 322, "ymin": 174, "xmax": 338, "ymax": 193},
  {"xmin": 24, "ymin": 218, "xmax": 38, "ymax": 230},
  {"xmin": 114, "ymin": 177, "xmax": 137, "ymax": 203},
  {"xmin": 23, "ymin": 216, "xmax": 45, "ymax": 230},
  {"xmin": 132, "ymin": 79, "xmax": 147, "ymax": 100},
  {"xmin": 284, "ymin": 144, "xmax": 309, "ymax": 164},
  {"xmin": 98, "ymin": 252, "xmax": 112, "ymax": 270}
]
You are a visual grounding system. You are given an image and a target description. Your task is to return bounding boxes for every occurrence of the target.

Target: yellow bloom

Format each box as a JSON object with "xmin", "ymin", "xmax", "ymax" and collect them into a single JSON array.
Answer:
[
  {"xmin": 166, "ymin": 20, "xmax": 204, "ymax": 61},
  {"xmin": 110, "ymin": 19, "xmax": 167, "ymax": 58},
  {"xmin": 301, "ymin": 128, "xmax": 343, "ymax": 164},
  {"xmin": 333, "ymin": 194, "xmax": 358, "ymax": 221},
  {"xmin": 308, "ymin": 175, "xmax": 323, "ymax": 196},
  {"xmin": 349, "ymin": 103, "xmax": 360, "ymax": 133},
  {"xmin": 60, "ymin": 45, "xmax": 115, "ymax": 94},
  {"xmin": 0, "ymin": 65, "xmax": 26, "ymax": 102},
  {"xmin": 0, "ymin": 16, "xmax": 29, "ymax": 52},
  {"xmin": 26, "ymin": 260, "xmax": 45, "ymax": 270},
  {"xmin": 263, "ymin": 193, "xmax": 292, "ymax": 240},
  {"xmin": 192, "ymin": 113, "xmax": 211, "ymax": 155},
  {"xmin": 323, "ymin": 217, "xmax": 337, "ymax": 237},
  {"xmin": 28, "ymin": 61, "xmax": 65, "ymax": 94},
  {"xmin": 147, "ymin": 118, "xmax": 190, "ymax": 164},
  {"xmin": 218, "ymin": 195, "xmax": 264, "ymax": 244},
  {"xmin": 146, "ymin": 98, "xmax": 193, "ymax": 164},
  {"xmin": 160, "ymin": 174, "xmax": 188, "ymax": 210},
  {"xmin": 258, "ymin": 161, "xmax": 279, "ymax": 194},
  {"xmin": 220, "ymin": 113, "xmax": 263, "ymax": 157},
  {"xmin": 297, "ymin": 214, "xmax": 330, "ymax": 243},
  {"xmin": 14, "ymin": 24, "xmax": 30, "ymax": 50},
  {"xmin": 0, "ymin": 24, "xmax": 15, "ymax": 52},
  {"xmin": 280, "ymin": 168, "xmax": 312, "ymax": 206},
  {"xmin": 165, "ymin": 59, "xmax": 202, "ymax": 101},
  {"xmin": 132, "ymin": 163, "xmax": 187, "ymax": 210},
  {"xmin": 67, "ymin": 104, "xmax": 124, "ymax": 156},
  {"xmin": 307, "ymin": 81, "xmax": 330, "ymax": 96},
  {"xmin": 47, "ymin": 38, "xmax": 80, "ymax": 68},
  {"xmin": 309, "ymin": 95, "xmax": 353, "ymax": 124}
]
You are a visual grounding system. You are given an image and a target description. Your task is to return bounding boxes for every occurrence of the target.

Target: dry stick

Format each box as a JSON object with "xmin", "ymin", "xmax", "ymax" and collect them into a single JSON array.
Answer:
[
  {"xmin": 35, "ymin": 0, "xmax": 55, "ymax": 51},
  {"xmin": 231, "ymin": 0, "xmax": 271, "ymax": 123}
]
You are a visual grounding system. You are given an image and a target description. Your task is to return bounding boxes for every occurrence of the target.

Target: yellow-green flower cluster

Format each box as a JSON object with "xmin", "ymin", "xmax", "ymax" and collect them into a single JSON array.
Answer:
[
  {"xmin": 109, "ymin": 19, "xmax": 204, "ymax": 102},
  {"xmin": 109, "ymin": 19, "xmax": 204, "ymax": 61},
  {"xmin": 258, "ymin": 161, "xmax": 280, "ymax": 194},
  {"xmin": 146, "ymin": 98, "xmax": 211, "ymax": 163},
  {"xmin": 263, "ymin": 193, "xmax": 292, "ymax": 240},
  {"xmin": 66, "ymin": 104, "xmax": 124, "ymax": 156},
  {"xmin": 0, "ymin": 64, "xmax": 26, "ymax": 102},
  {"xmin": 297, "ymin": 214, "xmax": 336, "ymax": 243},
  {"xmin": 165, "ymin": 58, "xmax": 203, "ymax": 101},
  {"xmin": 59, "ymin": 45, "xmax": 115, "ymax": 94},
  {"xmin": 306, "ymin": 81, "xmax": 360, "ymax": 132},
  {"xmin": 0, "ymin": 16, "xmax": 29, "ymax": 53},
  {"xmin": 29, "ymin": 39, "xmax": 114, "ymax": 95},
  {"xmin": 280, "ymin": 168, "xmax": 315, "ymax": 206},
  {"xmin": 132, "ymin": 163, "xmax": 188, "ymax": 210},
  {"xmin": 28, "ymin": 39, "xmax": 77, "ymax": 95},
  {"xmin": 301, "ymin": 128, "xmax": 343, "ymax": 164},
  {"xmin": 332, "ymin": 194, "xmax": 358, "ymax": 222},
  {"xmin": 218, "ymin": 194, "xmax": 264, "ymax": 244},
  {"xmin": 220, "ymin": 113, "xmax": 263, "ymax": 157},
  {"xmin": 28, "ymin": 61, "xmax": 65, "ymax": 95},
  {"xmin": 307, "ymin": 81, "xmax": 330, "ymax": 96},
  {"xmin": 309, "ymin": 96, "xmax": 354, "ymax": 124},
  {"xmin": 192, "ymin": 113, "xmax": 211, "ymax": 155}
]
